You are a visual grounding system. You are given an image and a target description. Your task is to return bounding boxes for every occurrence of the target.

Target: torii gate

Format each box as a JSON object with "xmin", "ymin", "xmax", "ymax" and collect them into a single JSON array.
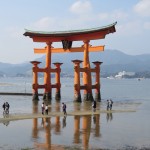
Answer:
[{"xmin": 24, "ymin": 22, "xmax": 117, "ymax": 101}]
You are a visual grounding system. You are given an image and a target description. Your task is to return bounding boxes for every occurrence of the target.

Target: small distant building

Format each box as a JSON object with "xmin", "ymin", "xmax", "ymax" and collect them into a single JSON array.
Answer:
[{"xmin": 115, "ymin": 71, "xmax": 135, "ymax": 78}]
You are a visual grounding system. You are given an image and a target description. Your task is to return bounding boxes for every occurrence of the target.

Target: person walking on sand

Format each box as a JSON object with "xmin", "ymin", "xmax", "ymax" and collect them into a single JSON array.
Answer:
[
  {"xmin": 41, "ymin": 102, "xmax": 45, "ymax": 115},
  {"xmin": 45, "ymin": 104, "xmax": 48, "ymax": 115},
  {"xmin": 62, "ymin": 102, "xmax": 67, "ymax": 115}
]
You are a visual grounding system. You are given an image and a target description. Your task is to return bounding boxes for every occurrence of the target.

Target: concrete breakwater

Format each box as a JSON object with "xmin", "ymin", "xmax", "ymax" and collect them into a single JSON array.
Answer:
[{"xmin": 0, "ymin": 92, "xmax": 43, "ymax": 96}]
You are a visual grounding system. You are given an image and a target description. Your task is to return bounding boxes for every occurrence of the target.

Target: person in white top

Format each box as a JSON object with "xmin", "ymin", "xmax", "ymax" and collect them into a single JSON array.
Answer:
[
  {"xmin": 109, "ymin": 99, "xmax": 113, "ymax": 110},
  {"xmin": 41, "ymin": 102, "xmax": 45, "ymax": 115},
  {"xmin": 107, "ymin": 99, "xmax": 113, "ymax": 110},
  {"xmin": 45, "ymin": 105, "xmax": 48, "ymax": 115}
]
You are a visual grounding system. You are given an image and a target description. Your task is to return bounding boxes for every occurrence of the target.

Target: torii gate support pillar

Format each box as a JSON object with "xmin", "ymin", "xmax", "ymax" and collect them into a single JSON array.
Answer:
[
  {"xmin": 31, "ymin": 61, "xmax": 41, "ymax": 101},
  {"xmin": 92, "ymin": 61, "xmax": 103, "ymax": 102},
  {"xmin": 53, "ymin": 62, "xmax": 63, "ymax": 100},
  {"xmin": 72, "ymin": 60, "xmax": 82, "ymax": 102}
]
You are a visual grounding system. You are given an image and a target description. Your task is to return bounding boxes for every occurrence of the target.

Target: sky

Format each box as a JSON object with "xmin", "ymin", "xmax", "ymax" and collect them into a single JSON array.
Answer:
[{"xmin": 0, "ymin": 0, "xmax": 150, "ymax": 64}]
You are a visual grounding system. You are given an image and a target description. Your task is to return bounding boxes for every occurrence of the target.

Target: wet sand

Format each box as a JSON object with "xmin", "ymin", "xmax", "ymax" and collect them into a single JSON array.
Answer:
[
  {"xmin": 0, "ymin": 100, "xmax": 149, "ymax": 150},
  {"xmin": 0, "ymin": 109, "xmax": 136, "ymax": 122}
]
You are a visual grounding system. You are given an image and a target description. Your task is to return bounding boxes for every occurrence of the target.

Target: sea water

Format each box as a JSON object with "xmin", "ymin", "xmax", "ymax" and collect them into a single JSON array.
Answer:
[{"xmin": 0, "ymin": 77, "xmax": 150, "ymax": 150}]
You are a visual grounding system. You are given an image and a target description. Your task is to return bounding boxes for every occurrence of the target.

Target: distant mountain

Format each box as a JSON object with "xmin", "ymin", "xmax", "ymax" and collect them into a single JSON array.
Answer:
[
  {"xmin": 37, "ymin": 49, "xmax": 150, "ymax": 74},
  {"xmin": 0, "ymin": 62, "xmax": 32, "ymax": 76},
  {"xmin": 97, "ymin": 50, "xmax": 150, "ymax": 73},
  {"xmin": 0, "ymin": 49, "xmax": 150, "ymax": 76}
]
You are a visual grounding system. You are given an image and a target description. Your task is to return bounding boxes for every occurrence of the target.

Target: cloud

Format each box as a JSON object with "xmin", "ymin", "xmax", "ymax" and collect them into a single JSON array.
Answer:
[
  {"xmin": 70, "ymin": 1, "xmax": 92, "ymax": 15},
  {"xmin": 116, "ymin": 21, "xmax": 143, "ymax": 36},
  {"xmin": 134, "ymin": 0, "xmax": 150, "ymax": 17},
  {"xmin": 111, "ymin": 10, "xmax": 128, "ymax": 20},
  {"xmin": 98, "ymin": 13, "xmax": 109, "ymax": 20},
  {"xmin": 28, "ymin": 4, "xmax": 129, "ymax": 32},
  {"xmin": 29, "ymin": 17, "xmax": 56, "ymax": 30},
  {"xmin": 98, "ymin": 10, "xmax": 128, "ymax": 22}
]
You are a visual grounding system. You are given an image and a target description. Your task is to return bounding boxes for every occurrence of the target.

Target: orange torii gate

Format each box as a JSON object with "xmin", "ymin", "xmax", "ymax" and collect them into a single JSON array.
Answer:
[{"xmin": 24, "ymin": 22, "xmax": 117, "ymax": 101}]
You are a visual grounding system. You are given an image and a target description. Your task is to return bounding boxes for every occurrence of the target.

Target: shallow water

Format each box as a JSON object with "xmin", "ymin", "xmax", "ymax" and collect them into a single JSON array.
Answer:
[
  {"xmin": 0, "ymin": 110, "xmax": 150, "ymax": 150},
  {"xmin": 0, "ymin": 78, "xmax": 150, "ymax": 149}
]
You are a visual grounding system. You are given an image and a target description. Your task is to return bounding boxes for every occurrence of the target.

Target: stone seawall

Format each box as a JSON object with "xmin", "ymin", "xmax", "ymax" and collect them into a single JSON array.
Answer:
[{"xmin": 0, "ymin": 92, "xmax": 43, "ymax": 96}]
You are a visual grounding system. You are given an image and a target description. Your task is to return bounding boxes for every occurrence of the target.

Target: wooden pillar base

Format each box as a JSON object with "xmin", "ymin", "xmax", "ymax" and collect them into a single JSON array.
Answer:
[
  {"xmin": 83, "ymin": 93, "xmax": 94, "ymax": 101},
  {"xmin": 95, "ymin": 92, "xmax": 101, "ymax": 102},
  {"xmin": 74, "ymin": 93, "xmax": 82, "ymax": 102},
  {"xmin": 32, "ymin": 93, "xmax": 39, "ymax": 101},
  {"xmin": 43, "ymin": 92, "xmax": 51, "ymax": 100},
  {"xmin": 55, "ymin": 91, "xmax": 61, "ymax": 100}
]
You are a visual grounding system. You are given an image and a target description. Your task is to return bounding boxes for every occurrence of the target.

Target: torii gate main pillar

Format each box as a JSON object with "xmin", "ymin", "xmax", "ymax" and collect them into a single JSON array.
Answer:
[
  {"xmin": 43, "ymin": 42, "xmax": 52, "ymax": 100},
  {"xmin": 83, "ymin": 41, "xmax": 93, "ymax": 101}
]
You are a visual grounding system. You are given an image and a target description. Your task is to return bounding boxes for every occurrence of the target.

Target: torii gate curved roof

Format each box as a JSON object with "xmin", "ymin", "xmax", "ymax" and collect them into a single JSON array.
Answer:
[{"xmin": 23, "ymin": 22, "xmax": 117, "ymax": 42}]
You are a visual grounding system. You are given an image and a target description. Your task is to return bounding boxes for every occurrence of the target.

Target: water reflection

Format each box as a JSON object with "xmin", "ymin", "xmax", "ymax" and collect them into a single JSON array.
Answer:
[
  {"xmin": 74, "ymin": 115, "xmax": 81, "ymax": 144},
  {"xmin": 32, "ymin": 101, "xmax": 38, "ymax": 138},
  {"xmin": 29, "ymin": 101, "xmax": 115, "ymax": 149},
  {"xmin": 34, "ymin": 118, "xmax": 51, "ymax": 149},
  {"xmin": 106, "ymin": 112, "xmax": 113, "ymax": 122},
  {"xmin": 31, "ymin": 114, "xmax": 102, "ymax": 150},
  {"xmin": 0, "ymin": 100, "xmax": 116, "ymax": 149},
  {"xmin": 54, "ymin": 102, "xmax": 61, "ymax": 134},
  {"xmin": 62, "ymin": 116, "xmax": 67, "ymax": 128},
  {"xmin": 73, "ymin": 114, "xmax": 101, "ymax": 149},
  {"xmin": 32, "ymin": 101, "xmax": 51, "ymax": 149},
  {"xmin": 93, "ymin": 114, "xmax": 101, "ymax": 137},
  {"xmin": 2, "ymin": 119, "xmax": 10, "ymax": 126},
  {"xmin": 82, "ymin": 115, "xmax": 92, "ymax": 149},
  {"xmin": 2, "ymin": 111, "xmax": 10, "ymax": 127}
]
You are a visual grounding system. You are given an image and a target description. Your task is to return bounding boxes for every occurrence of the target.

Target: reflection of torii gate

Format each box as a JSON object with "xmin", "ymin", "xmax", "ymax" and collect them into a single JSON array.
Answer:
[
  {"xmin": 24, "ymin": 22, "xmax": 117, "ymax": 101},
  {"xmin": 32, "ymin": 102, "xmax": 101, "ymax": 150}
]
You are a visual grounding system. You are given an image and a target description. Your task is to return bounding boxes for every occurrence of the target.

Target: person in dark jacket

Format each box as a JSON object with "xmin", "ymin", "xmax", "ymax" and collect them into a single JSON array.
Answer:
[
  {"xmin": 2, "ymin": 102, "xmax": 6, "ymax": 111},
  {"xmin": 62, "ymin": 102, "xmax": 67, "ymax": 115},
  {"xmin": 3, "ymin": 102, "xmax": 10, "ymax": 114},
  {"xmin": 92, "ymin": 100, "xmax": 97, "ymax": 112}
]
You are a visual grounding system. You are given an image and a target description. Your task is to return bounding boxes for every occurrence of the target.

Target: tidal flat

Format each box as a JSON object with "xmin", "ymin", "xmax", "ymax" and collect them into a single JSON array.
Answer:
[{"xmin": 0, "ymin": 78, "xmax": 150, "ymax": 149}]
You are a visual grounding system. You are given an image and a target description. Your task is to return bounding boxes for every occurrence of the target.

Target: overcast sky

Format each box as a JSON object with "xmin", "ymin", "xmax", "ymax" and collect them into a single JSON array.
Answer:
[{"xmin": 0, "ymin": 0, "xmax": 150, "ymax": 64}]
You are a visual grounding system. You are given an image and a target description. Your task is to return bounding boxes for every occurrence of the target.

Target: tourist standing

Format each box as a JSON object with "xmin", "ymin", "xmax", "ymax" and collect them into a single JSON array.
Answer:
[
  {"xmin": 107, "ymin": 99, "xmax": 113, "ymax": 110},
  {"xmin": 2, "ymin": 102, "xmax": 6, "ymax": 111},
  {"xmin": 45, "ymin": 104, "xmax": 48, "ymax": 115},
  {"xmin": 107, "ymin": 100, "xmax": 109, "ymax": 110},
  {"xmin": 41, "ymin": 102, "xmax": 45, "ymax": 115},
  {"xmin": 109, "ymin": 99, "xmax": 113, "ymax": 110},
  {"xmin": 5, "ymin": 102, "xmax": 10, "ymax": 114},
  {"xmin": 62, "ymin": 102, "xmax": 67, "ymax": 115}
]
